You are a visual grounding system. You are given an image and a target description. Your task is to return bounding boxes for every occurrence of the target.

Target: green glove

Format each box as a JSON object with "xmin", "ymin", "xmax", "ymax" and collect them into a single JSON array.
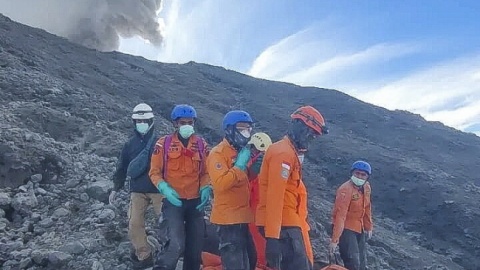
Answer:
[
  {"xmin": 234, "ymin": 147, "xmax": 251, "ymax": 171},
  {"xmin": 250, "ymin": 154, "xmax": 264, "ymax": 175},
  {"xmin": 157, "ymin": 181, "xmax": 182, "ymax": 207},
  {"xmin": 196, "ymin": 185, "xmax": 212, "ymax": 211}
]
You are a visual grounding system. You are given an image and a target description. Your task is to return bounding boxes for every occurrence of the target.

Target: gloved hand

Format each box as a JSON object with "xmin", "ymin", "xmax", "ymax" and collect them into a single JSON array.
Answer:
[
  {"xmin": 196, "ymin": 185, "xmax": 212, "ymax": 211},
  {"xmin": 265, "ymin": 238, "xmax": 282, "ymax": 269},
  {"xmin": 157, "ymin": 181, "xmax": 182, "ymax": 207},
  {"xmin": 366, "ymin": 230, "xmax": 373, "ymax": 239},
  {"xmin": 234, "ymin": 147, "xmax": 251, "ymax": 171},
  {"xmin": 108, "ymin": 191, "xmax": 117, "ymax": 205},
  {"xmin": 329, "ymin": 242, "xmax": 338, "ymax": 255},
  {"xmin": 250, "ymin": 153, "xmax": 264, "ymax": 175}
]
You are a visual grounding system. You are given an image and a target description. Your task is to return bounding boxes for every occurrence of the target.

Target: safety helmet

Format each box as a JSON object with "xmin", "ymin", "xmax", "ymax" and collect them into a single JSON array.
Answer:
[
  {"xmin": 290, "ymin": 106, "xmax": 328, "ymax": 135},
  {"xmin": 132, "ymin": 103, "xmax": 154, "ymax": 120},
  {"xmin": 247, "ymin": 132, "xmax": 272, "ymax": 151},
  {"xmin": 351, "ymin": 160, "xmax": 372, "ymax": 175},
  {"xmin": 171, "ymin": 104, "xmax": 197, "ymax": 121},
  {"xmin": 222, "ymin": 110, "xmax": 253, "ymax": 130}
]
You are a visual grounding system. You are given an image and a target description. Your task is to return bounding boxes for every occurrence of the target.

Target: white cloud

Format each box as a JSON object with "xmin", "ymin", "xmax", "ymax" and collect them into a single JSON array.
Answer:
[
  {"xmin": 247, "ymin": 26, "xmax": 422, "ymax": 89},
  {"xmin": 363, "ymin": 54, "xmax": 480, "ymax": 130}
]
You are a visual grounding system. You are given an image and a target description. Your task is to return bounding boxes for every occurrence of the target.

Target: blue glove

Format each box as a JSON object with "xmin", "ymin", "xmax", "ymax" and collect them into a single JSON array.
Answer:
[
  {"xmin": 157, "ymin": 181, "xmax": 182, "ymax": 207},
  {"xmin": 234, "ymin": 147, "xmax": 251, "ymax": 171},
  {"xmin": 196, "ymin": 185, "xmax": 212, "ymax": 211},
  {"xmin": 250, "ymin": 153, "xmax": 264, "ymax": 175}
]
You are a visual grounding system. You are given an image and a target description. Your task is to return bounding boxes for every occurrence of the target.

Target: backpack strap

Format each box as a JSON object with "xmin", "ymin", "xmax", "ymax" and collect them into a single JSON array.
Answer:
[
  {"xmin": 162, "ymin": 134, "xmax": 174, "ymax": 180},
  {"xmin": 196, "ymin": 136, "xmax": 206, "ymax": 175}
]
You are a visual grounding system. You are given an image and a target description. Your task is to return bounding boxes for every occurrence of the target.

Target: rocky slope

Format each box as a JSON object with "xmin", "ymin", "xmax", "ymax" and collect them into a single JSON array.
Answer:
[{"xmin": 1, "ymin": 13, "xmax": 480, "ymax": 270}]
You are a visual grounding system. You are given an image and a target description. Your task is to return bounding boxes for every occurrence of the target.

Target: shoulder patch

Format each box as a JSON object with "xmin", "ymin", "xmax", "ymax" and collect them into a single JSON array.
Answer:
[
  {"xmin": 215, "ymin": 162, "xmax": 222, "ymax": 170},
  {"xmin": 281, "ymin": 168, "xmax": 289, "ymax": 179},
  {"xmin": 281, "ymin": 162, "xmax": 291, "ymax": 170}
]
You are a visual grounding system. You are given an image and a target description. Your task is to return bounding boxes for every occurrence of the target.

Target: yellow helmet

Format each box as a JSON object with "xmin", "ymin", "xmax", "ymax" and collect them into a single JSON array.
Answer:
[{"xmin": 247, "ymin": 132, "xmax": 272, "ymax": 151}]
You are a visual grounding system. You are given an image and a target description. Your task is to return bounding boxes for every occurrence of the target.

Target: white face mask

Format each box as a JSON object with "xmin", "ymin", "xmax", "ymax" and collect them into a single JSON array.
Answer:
[
  {"xmin": 351, "ymin": 175, "xmax": 366, "ymax": 186},
  {"xmin": 136, "ymin": 123, "xmax": 149, "ymax": 134},
  {"xmin": 240, "ymin": 129, "xmax": 251, "ymax": 139},
  {"xmin": 179, "ymin": 124, "xmax": 195, "ymax": 139},
  {"xmin": 298, "ymin": 154, "xmax": 305, "ymax": 164}
]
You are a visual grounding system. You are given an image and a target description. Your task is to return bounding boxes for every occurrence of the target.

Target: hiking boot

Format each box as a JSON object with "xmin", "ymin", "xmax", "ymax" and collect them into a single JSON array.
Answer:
[{"xmin": 132, "ymin": 253, "xmax": 153, "ymax": 270}]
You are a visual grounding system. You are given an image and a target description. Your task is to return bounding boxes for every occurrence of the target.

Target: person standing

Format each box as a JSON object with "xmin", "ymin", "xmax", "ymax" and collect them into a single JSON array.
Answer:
[
  {"xmin": 110, "ymin": 103, "xmax": 163, "ymax": 269},
  {"xmin": 207, "ymin": 110, "xmax": 259, "ymax": 270},
  {"xmin": 256, "ymin": 106, "xmax": 328, "ymax": 270},
  {"xmin": 149, "ymin": 104, "xmax": 212, "ymax": 270},
  {"xmin": 330, "ymin": 161, "xmax": 373, "ymax": 270}
]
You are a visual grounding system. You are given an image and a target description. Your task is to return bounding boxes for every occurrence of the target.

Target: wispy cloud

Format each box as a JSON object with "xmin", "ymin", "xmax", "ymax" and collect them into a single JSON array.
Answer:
[
  {"xmin": 247, "ymin": 26, "xmax": 422, "ymax": 89},
  {"xmin": 363, "ymin": 54, "xmax": 480, "ymax": 132}
]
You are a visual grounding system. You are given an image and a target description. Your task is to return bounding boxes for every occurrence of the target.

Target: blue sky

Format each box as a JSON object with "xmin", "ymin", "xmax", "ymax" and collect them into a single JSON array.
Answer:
[{"xmin": 2, "ymin": 0, "xmax": 478, "ymax": 135}]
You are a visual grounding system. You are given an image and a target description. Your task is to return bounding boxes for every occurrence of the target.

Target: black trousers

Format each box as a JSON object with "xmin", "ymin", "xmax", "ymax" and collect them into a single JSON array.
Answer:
[
  {"xmin": 216, "ymin": 223, "xmax": 257, "ymax": 270},
  {"xmin": 153, "ymin": 198, "xmax": 205, "ymax": 270},
  {"xmin": 339, "ymin": 229, "xmax": 367, "ymax": 270},
  {"xmin": 258, "ymin": 226, "xmax": 310, "ymax": 270}
]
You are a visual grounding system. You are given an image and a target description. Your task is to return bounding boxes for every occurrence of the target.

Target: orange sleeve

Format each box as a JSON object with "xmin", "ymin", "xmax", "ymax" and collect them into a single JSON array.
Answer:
[
  {"xmin": 149, "ymin": 137, "xmax": 166, "ymax": 187},
  {"xmin": 331, "ymin": 186, "xmax": 352, "ymax": 243},
  {"xmin": 207, "ymin": 151, "xmax": 247, "ymax": 192},
  {"xmin": 264, "ymin": 153, "xmax": 291, "ymax": 239},
  {"xmin": 363, "ymin": 185, "xmax": 373, "ymax": 231},
  {"xmin": 199, "ymin": 138, "xmax": 211, "ymax": 189}
]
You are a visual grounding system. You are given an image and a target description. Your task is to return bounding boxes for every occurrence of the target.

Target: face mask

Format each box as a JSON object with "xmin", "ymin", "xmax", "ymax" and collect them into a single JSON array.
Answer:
[
  {"xmin": 136, "ymin": 123, "xmax": 149, "ymax": 135},
  {"xmin": 240, "ymin": 129, "xmax": 251, "ymax": 139},
  {"xmin": 179, "ymin": 125, "xmax": 195, "ymax": 139},
  {"xmin": 351, "ymin": 175, "xmax": 366, "ymax": 186},
  {"xmin": 298, "ymin": 154, "xmax": 305, "ymax": 164}
]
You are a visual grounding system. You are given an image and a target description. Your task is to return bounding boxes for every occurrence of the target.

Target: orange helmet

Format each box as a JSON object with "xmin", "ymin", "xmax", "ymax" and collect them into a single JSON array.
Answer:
[{"xmin": 290, "ymin": 106, "xmax": 328, "ymax": 135}]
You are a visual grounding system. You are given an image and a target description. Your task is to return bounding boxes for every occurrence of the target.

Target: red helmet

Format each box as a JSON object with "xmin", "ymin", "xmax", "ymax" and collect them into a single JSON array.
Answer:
[{"xmin": 290, "ymin": 106, "xmax": 328, "ymax": 135}]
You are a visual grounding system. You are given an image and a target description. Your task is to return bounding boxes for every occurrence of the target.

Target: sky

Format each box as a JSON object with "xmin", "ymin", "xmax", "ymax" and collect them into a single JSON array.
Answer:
[{"xmin": 2, "ymin": 0, "xmax": 479, "ymax": 136}]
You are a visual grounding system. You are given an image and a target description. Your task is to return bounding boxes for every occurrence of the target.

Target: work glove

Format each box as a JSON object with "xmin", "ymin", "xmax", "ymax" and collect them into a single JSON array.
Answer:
[
  {"xmin": 108, "ymin": 191, "xmax": 117, "ymax": 205},
  {"xmin": 329, "ymin": 242, "xmax": 338, "ymax": 255},
  {"xmin": 265, "ymin": 238, "xmax": 282, "ymax": 269},
  {"xmin": 196, "ymin": 185, "xmax": 212, "ymax": 211},
  {"xmin": 157, "ymin": 181, "xmax": 182, "ymax": 207},
  {"xmin": 366, "ymin": 230, "xmax": 373, "ymax": 239},
  {"xmin": 250, "ymin": 153, "xmax": 264, "ymax": 175},
  {"xmin": 234, "ymin": 147, "xmax": 251, "ymax": 171}
]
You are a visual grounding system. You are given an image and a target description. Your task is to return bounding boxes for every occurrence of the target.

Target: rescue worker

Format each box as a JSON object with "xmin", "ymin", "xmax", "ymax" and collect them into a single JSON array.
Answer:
[
  {"xmin": 207, "ymin": 110, "xmax": 259, "ymax": 270},
  {"xmin": 246, "ymin": 132, "xmax": 273, "ymax": 269},
  {"xmin": 330, "ymin": 161, "xmax": 373, "ymax": 270},
  {"xmin": 109, "ymin": 103, "xmax": 163, "ymax": 269},
  {"xmin": 256, "ymin": 105, "xmax": 329, "ymax": 270},
  {"xmin": 149, "ymin": 104, "xmax": 211, "ymax": 270}
]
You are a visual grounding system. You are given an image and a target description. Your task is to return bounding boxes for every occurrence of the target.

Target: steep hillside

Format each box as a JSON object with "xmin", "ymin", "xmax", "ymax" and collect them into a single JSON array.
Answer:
[{"xmin": 1, "ymin": 13, "xmax": 480, "ymax": 269}]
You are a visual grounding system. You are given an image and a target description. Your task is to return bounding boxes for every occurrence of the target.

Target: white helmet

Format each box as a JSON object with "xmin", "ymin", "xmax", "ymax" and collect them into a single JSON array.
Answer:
[
  {"xmin": 132, "ymin": 103, "xmax": 154, "ymax": 120},
  {"xmin": 247, "ymin": 132, "xmax": 272, "ymax": 151}
]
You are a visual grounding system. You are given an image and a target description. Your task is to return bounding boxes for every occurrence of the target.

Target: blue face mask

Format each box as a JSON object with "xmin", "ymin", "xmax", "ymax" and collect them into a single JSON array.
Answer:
[
  {"xmin": 179, "ymin": 125, "xmax": 195, "ymax": 139},
  {"xmin": 351, "ymin": 175, "xmax": 366, "ymax": 186},
  {"xmin": 136, "ymin": 123, "xmax": 149, "ymax": 134}
]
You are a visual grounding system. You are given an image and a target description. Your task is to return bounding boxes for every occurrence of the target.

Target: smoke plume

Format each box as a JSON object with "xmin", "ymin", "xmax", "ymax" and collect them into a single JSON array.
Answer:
[{"xmin": 0, "ymin": 0, "xmax": 164, "ymax": 51}]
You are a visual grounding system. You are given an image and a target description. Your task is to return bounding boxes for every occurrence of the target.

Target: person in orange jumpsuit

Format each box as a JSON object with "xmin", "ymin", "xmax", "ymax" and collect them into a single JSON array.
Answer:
[
  {"xmin": 256, "ymin": 106, "xmax": 329, "ymax": 270},
  {"xmin": 149, "ymin": 104, "xmax": 211, "ymax": 270},
  {"xmin": 330, "ymin": 161, "xmax": 373, "ymax": 270},
  {"xmin": 207, "ymin": 110, "xmax": 260, "ymax": 270}
]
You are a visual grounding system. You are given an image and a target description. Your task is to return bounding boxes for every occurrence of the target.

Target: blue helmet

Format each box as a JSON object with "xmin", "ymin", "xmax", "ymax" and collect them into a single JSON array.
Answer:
[
  {"xmin": 222, "ymin": 110, "xmax": 253, "ymax": 130},
  {"xmin": 351, "ymin": 160, "xmax": 372, "ymax": 175},
  {"xmin": 171, "ymin": 104, "xmax": 197, "ymax": 121}
]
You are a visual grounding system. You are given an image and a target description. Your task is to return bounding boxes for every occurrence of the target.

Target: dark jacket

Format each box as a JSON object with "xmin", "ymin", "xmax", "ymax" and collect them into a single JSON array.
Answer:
[{"xmin": 113, "ymin": 128, "xmax": 159, "ymax": 193}]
